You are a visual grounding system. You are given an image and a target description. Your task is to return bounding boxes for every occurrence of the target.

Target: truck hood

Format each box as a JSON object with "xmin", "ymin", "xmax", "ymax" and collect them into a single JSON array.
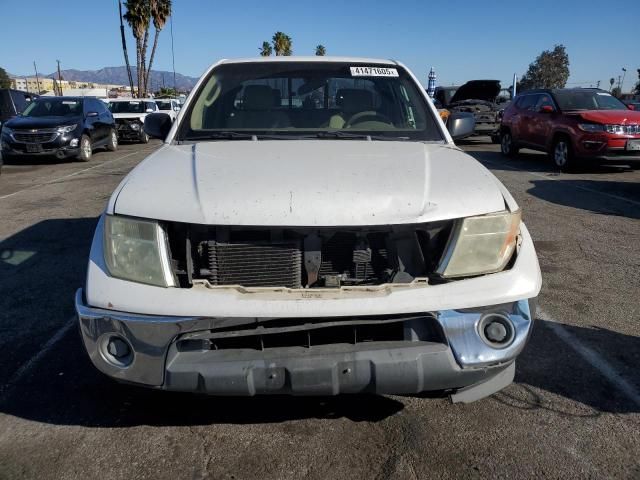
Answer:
[
  {"xmin": 112, "ymin": 141, "xmax": 507, "ymax": 226},
  {"xmin": 573, "ymin": 109, "xmax": 640, "ymax": 124},
  {"xmin": 449, "ymin": 80, "xmax": 501, "ymax": 104}
]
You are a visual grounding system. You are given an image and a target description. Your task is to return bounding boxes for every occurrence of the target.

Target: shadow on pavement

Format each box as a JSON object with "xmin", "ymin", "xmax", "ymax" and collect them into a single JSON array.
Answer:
[
  {"xmin": 527, "ymin": 180, "xmax": 640, "ymax": 219},
  {"xmin": 0, "ymin": 217, "xmax": 98, "ymax": 386},
  {"xmin": 1, "ymin": 219, "xmax": 638, "ymax": 426},
  {"xmin": 464, "ymin": 146, "xmax": 635, "ymax": 175}
]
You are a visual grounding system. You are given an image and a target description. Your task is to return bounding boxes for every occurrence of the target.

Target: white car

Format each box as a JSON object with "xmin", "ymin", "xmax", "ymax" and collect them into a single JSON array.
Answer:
[
  {"xmin": 155, "ymin": 98, "xmax": 181, "ymax": 122},
  {"xmin": 107, "ymin": 98, "xmax": 158, "ymax": 143},
  {"xmin": 76, "ymin": 57, "xmax": 541, "ymax": 403}
]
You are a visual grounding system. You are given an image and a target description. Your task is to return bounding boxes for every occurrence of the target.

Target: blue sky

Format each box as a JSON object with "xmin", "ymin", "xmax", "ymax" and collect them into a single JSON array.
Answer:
[{"xmin": 1, "ymin": 0, "xmax": 637, "ymax": 91}]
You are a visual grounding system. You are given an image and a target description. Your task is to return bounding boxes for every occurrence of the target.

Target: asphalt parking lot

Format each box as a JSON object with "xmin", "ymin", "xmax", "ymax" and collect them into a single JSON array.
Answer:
[{"xmin": 0, "ymin": 138, "xmax": 638, "ymax": 479}]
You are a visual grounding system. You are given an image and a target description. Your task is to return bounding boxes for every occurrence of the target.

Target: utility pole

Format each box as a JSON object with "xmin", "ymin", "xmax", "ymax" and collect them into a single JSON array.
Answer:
[
  {"xmin": 596, "ymin": 80, "xmax": 600, "ymax": 89},
  {"xmin": 33, "ymin": 61, "xmax": 41, "ymax": 93},
  {"xmin": 118, "ymin": 0, "xmax": 135, "ymax": 95},
  {"xmin": 170, "ymin": 12, "xmax": 177, "ymax": 94},
  {"xmin": 56, "ymin": 59, "xmax": 63, "ymax": 95},
  {"xmin": 621, "ymin": 68, "xmax": 627, "ymax": 93}
]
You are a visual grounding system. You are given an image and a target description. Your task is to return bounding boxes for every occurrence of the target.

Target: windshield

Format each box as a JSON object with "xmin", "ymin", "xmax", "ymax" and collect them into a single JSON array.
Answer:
[
  {"xmin": 178, "ymin": 62, "xmax": 442, "ymax": 141},
  {"xmin": 156, "ymin": 100, "xmax": 173, "ymax": 110},
  {"xmin": 109, "ymin": 101, "xmax": 146, "ymax": 114},
  {"xmin": 22, "ymin": 98, "xmax": 82, "ymax": 117},
  {"xmin": 554, "ymin": 90, "xmax": 628, "ymax": 111}
]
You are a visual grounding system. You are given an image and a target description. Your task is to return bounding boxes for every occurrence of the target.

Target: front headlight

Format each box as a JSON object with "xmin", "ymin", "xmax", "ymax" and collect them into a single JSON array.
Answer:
[
  {"xmin": 57, "ymin": 124, "xmax": 78, "ymax": 134},
  {"xmin": 1, "ymin": 126, "xmax": 13, "ymax": 136},
  {"xmin": 437, "ymin": 210, "xmax": 521, "ymax": 278},
  {"xmin": 130, "ymin": 122, "xmax": 141, "ymax": 131},
  {"xmin": 578, "ymin": 123, "xmax": 604, "ymax": 133},
  {"xmin": 103, "ymin": 215, "xmax": 175, "ymax": 287}
]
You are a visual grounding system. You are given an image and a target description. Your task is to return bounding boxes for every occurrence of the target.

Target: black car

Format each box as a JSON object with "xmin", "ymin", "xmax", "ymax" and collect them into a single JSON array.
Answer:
[
  {"xmin": 0, "ymin": 89, "xmax": 37, "ymax": 126},
  {"xmin": 0, "ymin": 96, "xmax": 117, "ymax": 165}
]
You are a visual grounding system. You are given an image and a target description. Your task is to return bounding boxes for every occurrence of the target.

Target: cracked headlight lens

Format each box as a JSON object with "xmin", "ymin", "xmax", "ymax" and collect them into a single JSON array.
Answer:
[
  {"xmin": 437, "ymin": 210, "xmax": 521, "ymax": 278},
  {"xmin": 103, "ymin": 215, "xmax": 175, "ymax": 287}
]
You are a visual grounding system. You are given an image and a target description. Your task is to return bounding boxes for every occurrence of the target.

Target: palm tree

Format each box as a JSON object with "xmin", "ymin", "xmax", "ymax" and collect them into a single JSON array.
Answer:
[
  {"xmin": 124, "ymin": 0, "xmax": 151, "ymax": 97},
  {"xmin": 283, "ymin": 34, "xmax": 292, "ymax": 56},
  {"xmin": 260, "ymin": 41, "xmax": 272, "ymax": 57},
  {"xmin": 145, "ymin": 0, "xmax": 171, "ymax": 94},
  {"xmin": 272, "ymin": 32, "xmax": 292, "ymax": 56},
  {"xmin": 315, "ymin": 45, "xmax": 326, "ymax": 56}
]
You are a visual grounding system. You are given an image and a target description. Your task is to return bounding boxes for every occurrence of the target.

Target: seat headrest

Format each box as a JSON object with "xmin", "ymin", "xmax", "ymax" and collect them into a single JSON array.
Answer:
[
  {"xmin": 242, "ymin": 85, "xmax": 276, "ymax": 110},
  {"xmin": 336, "ymin": 89, "xmax": 374, "ymax": 113}
]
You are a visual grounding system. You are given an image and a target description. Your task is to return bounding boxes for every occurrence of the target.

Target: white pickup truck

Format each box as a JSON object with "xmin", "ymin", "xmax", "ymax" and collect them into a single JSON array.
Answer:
[
  {"xmin": 76, "ymin": 57, "xmax": 541, "ymax": 403},
  {"xmin": 107, "ymin": 98, "xmax": 158, "ymax": 143}
]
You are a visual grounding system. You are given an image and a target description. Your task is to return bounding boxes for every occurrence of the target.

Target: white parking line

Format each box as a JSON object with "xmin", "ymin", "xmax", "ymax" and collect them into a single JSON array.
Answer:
[
  {"xmin": 0, "ymin": 146, "xmax": 156, "ymax": 201},
  {"xmin": 481, "ymin": 159, "xmax": 640, "ymax": 208},
  {"xmin": 539, "ymin": 308, "xmax": 640, "ymax": 408},
  {"xmin": 1, "ymin": 318, "xmax": 75, "ymax": 397}
]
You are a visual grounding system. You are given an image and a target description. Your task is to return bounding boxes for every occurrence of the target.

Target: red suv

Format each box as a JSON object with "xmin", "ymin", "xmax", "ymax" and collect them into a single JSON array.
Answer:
[{"xmin": 500, "ymin": 88, "xmax": 640, "ymax": 171}]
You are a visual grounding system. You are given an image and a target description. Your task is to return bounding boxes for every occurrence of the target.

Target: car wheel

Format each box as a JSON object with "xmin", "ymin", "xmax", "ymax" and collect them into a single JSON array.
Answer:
[
  {"xmin": 552, "ymin": 137, "xmax": 575, "ymax": 172},
  {"xmin": 500, "ymin": 131, "xmax": 518, "ymax": 157},
  {"xmin": 140, "ymin": 131, "xmax": 149, "ymax": 144},
  {"xmin": 106, "ymin": 129, "xmax": 118, "ymax": 152},
  {"xmin": 77, "ymin": 134, "xmax": 92, "ymax": 162}
]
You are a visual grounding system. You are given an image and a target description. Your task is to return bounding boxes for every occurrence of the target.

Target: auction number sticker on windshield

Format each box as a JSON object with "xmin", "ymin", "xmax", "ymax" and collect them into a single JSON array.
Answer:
[{"xmin": 350, "ymin": 66, "xmax": 399, "ymax": 77}]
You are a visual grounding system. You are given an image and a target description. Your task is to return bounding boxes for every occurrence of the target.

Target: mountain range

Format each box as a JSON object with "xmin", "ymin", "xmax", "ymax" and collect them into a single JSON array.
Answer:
[{"xmin": 15, "ymin": 66, "xmax": 199, "ymax": 91}]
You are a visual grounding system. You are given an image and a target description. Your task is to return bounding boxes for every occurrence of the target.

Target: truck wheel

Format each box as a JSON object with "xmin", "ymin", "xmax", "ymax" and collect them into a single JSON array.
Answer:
[
  {"xmin": 76, "ymin": 135, "xmax": 92, "ymax": 162},
  {"xmin": 106, "ymin": 129, "xmax": 118, "ymax": 152},
  {"xmin": 551, "ymin": 136, "xmax": 575, "ymax": 172},
  {"xmin": 500, "ymin": 131, "xmax": 518, "ymax": 157}
]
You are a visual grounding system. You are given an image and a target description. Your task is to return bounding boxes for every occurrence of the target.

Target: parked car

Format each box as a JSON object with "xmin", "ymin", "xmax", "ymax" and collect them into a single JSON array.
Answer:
[
  {"xmin": 0, "ymin": 96, "xmax": 117, "ymax": 165},
  {"xmin": 155, "ymin": 98, "xmax": 181, "ymax": 122},
  {"xmin": 0, "ymin": 89, "xmax": 37, "ymax": 127},
  {"xmin": 500, "ymin": 88, "xmax": 640, "ymax": 171},
  {"xmin": 435, "ymin": 80, "xmax": 505, "ymax": 142},
  {"xmin": 107, "ymin": 98, "xmax": 158, "ymax": 143},
  {"xmin": 75, "ymin": 57, "xmax": 541, "ymax": 403},
  {"xmin": 622, "ymin": 99, "xmax": 640, "ymax": 111}
]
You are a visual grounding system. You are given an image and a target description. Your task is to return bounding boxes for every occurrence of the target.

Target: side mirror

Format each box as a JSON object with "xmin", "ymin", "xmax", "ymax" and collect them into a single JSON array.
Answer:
[
  {"xmin": 539, "ymin": 105, "xmax": 555, "ymax": 113},
  {"xmin": 628, "ymin": 104, "xmax": 636, "ymax": 110},
  {"xmin": 144, "ymin": 112, "xmax": 173, "ymax": 140},
  {"xmin": 145, "ymin": 108, "xmax": 154, "ymax": 113},
  {"xmin": 447, "ymin": 112, "xmax": 475, "ymax": 140},
  {"xmin": 86, "ymin": 111, "xmax": 98, "ymax": 117}
]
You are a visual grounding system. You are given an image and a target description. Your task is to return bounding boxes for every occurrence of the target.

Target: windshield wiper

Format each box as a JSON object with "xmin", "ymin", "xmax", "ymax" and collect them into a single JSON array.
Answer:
[
  {"xmin": 314, "ymin": 131, "xmax": 409, "ymax": 141},
  {"xmin": 186, "ymin": 131, "xmax": 257, "ymax": 141}
]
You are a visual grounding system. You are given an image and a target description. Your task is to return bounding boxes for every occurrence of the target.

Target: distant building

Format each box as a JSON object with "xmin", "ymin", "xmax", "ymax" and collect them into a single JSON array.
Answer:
[{"xmin": 10, "ymin": 77, "xmax": 128, "ymax": 96}]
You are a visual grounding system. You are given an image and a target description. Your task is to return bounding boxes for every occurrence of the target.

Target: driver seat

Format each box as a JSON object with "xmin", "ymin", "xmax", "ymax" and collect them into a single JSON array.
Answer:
[{"xmin": 329, "ymin": 89, "xmax": 374, "ymax": 128}]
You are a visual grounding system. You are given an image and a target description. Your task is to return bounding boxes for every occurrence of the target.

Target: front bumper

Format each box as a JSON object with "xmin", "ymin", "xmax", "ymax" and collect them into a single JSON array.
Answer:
[
  {"xmin": 1, "ymin": 133, "xmax": 80, "ymax": 158},
  {"xmin": 76, "ymin": 289, "xmax": 535, "ymax": 401},
  {"xmin": 574, "ymin": 134, "xmax": 640, "ymax": 163},
  {"xmin": 115, "ymin": 123, "xmax": 145, "ymax": 141}
]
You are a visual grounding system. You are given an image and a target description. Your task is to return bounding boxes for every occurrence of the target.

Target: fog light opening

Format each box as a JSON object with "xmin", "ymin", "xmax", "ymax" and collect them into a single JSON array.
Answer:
[
  {"xmin": 478, "ymin": 313, "xmax": 515, "ymax": 349},
  {"xmin": 100, "ymin": 335, "xmax": 134, "ymax": 368},
  {"xmin": 55, "ymin": 150, "xmax": 66, "ymax": 160}
]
